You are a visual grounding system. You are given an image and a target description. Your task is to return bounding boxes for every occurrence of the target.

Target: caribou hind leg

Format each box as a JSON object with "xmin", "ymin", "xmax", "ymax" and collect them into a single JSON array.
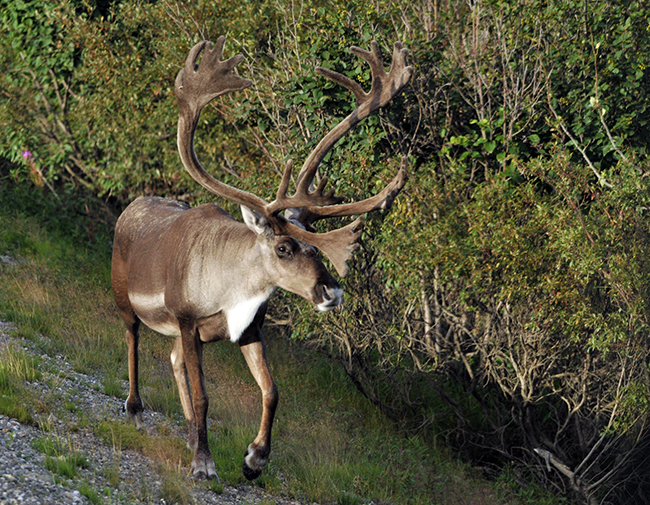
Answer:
[
  {"xmin": 170, "ymin": 337, "xmax": 198, "ymax": 453},
  {"xmin": 123, "ymin": 317, "xmax": 145, "ymax": 429},
  {"xmin": 239, "ymin": 334, "xmax": 279, "ymax": 480},
  {"xmin": 112, "ymin": 244, "xmax": 145, "ymax": 428},
  {"xmin": 112, "ymin": 266, "xmax": 145, "ymax": 427}
]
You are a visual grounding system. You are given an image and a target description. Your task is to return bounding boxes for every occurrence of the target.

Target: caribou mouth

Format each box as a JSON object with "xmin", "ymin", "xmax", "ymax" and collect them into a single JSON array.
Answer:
[{"xmin": 317, "ymin": 286, "xmax": 343, "ymax": 312}]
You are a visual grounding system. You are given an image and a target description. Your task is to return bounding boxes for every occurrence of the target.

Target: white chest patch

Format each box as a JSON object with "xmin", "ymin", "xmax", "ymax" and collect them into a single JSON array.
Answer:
[{"xmin": 225, "ymin": 292, "xmax": 271, "ymax": 342}]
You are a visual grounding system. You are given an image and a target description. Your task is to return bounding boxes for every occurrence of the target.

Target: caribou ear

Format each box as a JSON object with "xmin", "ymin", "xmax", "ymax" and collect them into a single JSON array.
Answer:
[{"xmin": 241, "ymin": 205, "xmax": 275, "ymax": 238}]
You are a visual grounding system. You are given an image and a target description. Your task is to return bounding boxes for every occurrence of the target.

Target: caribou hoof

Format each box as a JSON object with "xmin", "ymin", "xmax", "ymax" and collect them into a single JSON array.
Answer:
[
  {"xmin": 191, "ymin": 454, "xmax": 218, "ymax": 480},
  {"xmin": 192, "ymin": 469, "xmax": 219, "ymax": 481},
  {"xmin": 124, "ymin": 400, "xmax": 145, "ymax": 430},
  {"xmin": 242, "ymin": 461, "xmax": 262, "ymax": 481},
  {"xmin": 242, "ymin": 448, "xmax": 265, "ymax": 481}
]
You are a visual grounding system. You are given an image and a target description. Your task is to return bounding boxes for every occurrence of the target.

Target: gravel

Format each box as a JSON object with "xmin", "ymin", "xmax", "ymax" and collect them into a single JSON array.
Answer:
[{"xmin": 0, "ymin": 320, "xmax": 306, "ymax": 505}]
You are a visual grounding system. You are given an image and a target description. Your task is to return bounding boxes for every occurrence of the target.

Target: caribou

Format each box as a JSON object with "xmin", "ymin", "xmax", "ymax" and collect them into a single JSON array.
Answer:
[{"xmin": 111, "ymin": 36, "xmax": 412, "ymax": 481}]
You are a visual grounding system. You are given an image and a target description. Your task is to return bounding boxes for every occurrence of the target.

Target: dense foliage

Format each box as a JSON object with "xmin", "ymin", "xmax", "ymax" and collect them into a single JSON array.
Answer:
[{"xmin": 2, "ymin": 0, "xmax": 650, "ymax": 503}]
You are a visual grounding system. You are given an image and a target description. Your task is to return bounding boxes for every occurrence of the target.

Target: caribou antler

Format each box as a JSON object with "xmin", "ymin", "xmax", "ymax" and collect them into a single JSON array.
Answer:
[
  {"xmin": 175, "ymin": 38, "xmax": 412, "ymax": 276},
  {"xmin": 270, "ymin": 42, "xmax": 411, "ymax": 215},
  {"xmin": 175, "ymin": 37, "xmax": 265, "ymax": 211}
]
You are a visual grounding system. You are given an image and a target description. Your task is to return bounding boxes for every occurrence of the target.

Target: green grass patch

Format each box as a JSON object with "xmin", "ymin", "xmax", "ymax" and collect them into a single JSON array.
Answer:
[
  {"xmin": 44, "ymin": 453, "xmax": 88, "ymax": 479},
  {"xmin": 95, "ymin": 419, "xmax": 191, "ymax": 468},
  {"xmin": 103, "ymin": 374, "xmax": 126, "ymax": 399},
  {"xmin": 77, "ymin": 481, "xmax": 102, "ymax": 505},
  {"xmin": 103, "ymin": 460, "xmax": 121, "ymax": 488},
  {"xmin": 33, "ymin": 433, "xmax": 90, "ymax": 479},
  {"xmin": 0, "ymin": 345, "xmax": 42, "ymax": 383},
  {"xmin": 158, "ymin": 464, "xmax": 193, "ymax": 505},
  {"xmin": 0, "ymin": 344, "xmax": 40, "ymax": 424},
  {"xmin": 0, "ymin": 394, "xmax": 33, "ymax": 425},
  {"xmin": 206, "ymin": 478, "xmax": 225, "ymax": 495},
  {"xmin": 95, "ymin": 420, "xmax": 147, "ymax": 453}
]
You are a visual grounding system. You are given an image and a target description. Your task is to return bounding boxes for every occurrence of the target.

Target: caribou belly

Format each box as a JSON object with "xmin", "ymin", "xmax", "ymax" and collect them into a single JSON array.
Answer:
[
  {"xmin": 128, "ymin": 291, "xmax": 181, "ymax": 337},
  {"xmin": 128, "ymin": 290, "xmax": 272, "ymax": 342}
]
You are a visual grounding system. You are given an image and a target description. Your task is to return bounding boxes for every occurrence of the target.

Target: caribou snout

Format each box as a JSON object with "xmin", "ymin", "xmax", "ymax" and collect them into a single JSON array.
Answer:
[{"xmin": 316, "ymin": 284, "xmax": 343, "ymax": 312}]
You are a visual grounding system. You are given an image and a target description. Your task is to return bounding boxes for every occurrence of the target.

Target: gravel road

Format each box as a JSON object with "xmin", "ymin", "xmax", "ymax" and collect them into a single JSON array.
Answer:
[{"xmin": 0, "ymin": 320, "xmax": 306, "ymax": 505}]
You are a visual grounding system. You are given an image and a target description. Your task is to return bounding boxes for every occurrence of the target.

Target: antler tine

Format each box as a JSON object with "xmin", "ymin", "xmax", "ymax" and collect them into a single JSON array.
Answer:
[
  {"xmin": 185, "ymin": 40, "xmax": 209, "ymax": 73},
  {"xmin": 314, "ymin": 66, "xmax": 367, "ymax": 106},
  {"xmin": 275, "ymin": 160, "xmax": 294, "ymax": 203},
  {"xmin": 207, "ymin": 35, "xmax": 227, "ymax": 64},
  {"xmin": 349, "ymin": 41, "xmax": 385, "ymax": 99},
  {"xmin": 303, "ymin": 156, "xmax": 408, "ymax": 222},
  {"xmin": 266, "ymin": 160, "xmax": 344, "ymax": 218}
]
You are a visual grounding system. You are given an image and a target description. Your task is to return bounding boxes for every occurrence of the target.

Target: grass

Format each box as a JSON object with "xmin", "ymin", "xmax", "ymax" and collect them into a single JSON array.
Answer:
[
  {"xmin": 78, "ymin": 481, "xmax": 102, "ymax": 504},
  {"xmin": 103, "ymin": 459, "xmax": 121, "ymax": 487},
  {"xmin": 158, "ymin": 463, "xmax": 194, "ymax": 505},
  {"xmin": 0, "ymin": 343, "xmax": 41, "ymax": 424},
  {"xmin": 32, "ymin": 432, "xmax": 90, "ymax": 479},
  {"xmin": 0, "ymin": 173, "xmax": 559, "ymax": 504}
]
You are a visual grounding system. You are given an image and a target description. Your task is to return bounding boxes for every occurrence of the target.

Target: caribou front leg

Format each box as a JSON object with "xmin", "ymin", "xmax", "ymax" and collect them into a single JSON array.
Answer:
[
  {"xmin": 180, "ymin": 323, "xmax": 217, "ymax": 479},
  {"xmin": 239, "ymin": 335, "xmax": 279, "ymax": 480}
]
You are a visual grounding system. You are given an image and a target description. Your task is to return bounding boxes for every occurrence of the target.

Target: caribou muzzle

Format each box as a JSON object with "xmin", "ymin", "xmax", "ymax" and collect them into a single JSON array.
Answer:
[{"xmin": 316, "ymin": 283, "xmax": 343, "ymax": 312}]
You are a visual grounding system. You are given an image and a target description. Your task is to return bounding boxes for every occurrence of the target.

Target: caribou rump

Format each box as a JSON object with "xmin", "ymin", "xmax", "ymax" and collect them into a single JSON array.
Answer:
[{"xmin": 111, "ymin": 36, "xmax": 412, "ymax": 480}]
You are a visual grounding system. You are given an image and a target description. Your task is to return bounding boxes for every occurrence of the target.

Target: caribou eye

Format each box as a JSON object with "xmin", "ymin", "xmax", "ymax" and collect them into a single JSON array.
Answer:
[{"xmin": 276, "ymin": 242, "xmax": 294, "ymax": 259}]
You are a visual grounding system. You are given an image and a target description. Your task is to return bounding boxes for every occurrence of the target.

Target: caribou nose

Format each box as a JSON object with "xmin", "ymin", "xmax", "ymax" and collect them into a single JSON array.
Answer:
[{"xmin": 317, "ymin": 285, "xmax": 343, "ymax": 312}]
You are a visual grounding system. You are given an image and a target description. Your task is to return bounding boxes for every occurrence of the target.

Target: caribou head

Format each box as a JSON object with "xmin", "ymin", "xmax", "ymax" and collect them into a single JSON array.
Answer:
[{"xmin": 111, "ymin": 36, "xmax": 412, "ymax": 481}]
